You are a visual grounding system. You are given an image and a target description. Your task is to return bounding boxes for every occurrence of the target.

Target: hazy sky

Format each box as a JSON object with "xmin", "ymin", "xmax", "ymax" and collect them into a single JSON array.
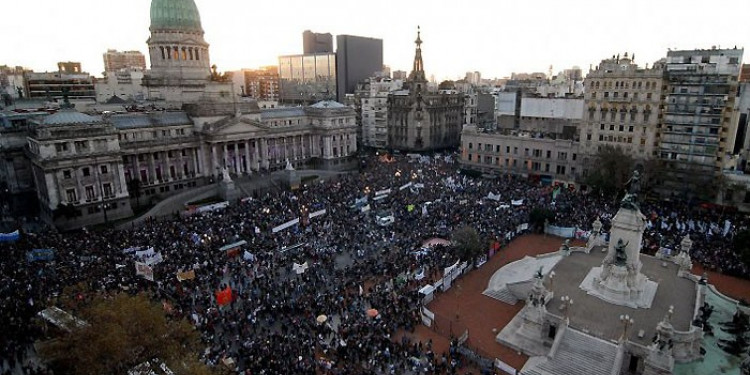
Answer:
[{"xmin": 2, "ymin": 0, "xmax": 748, "ymax": 81}]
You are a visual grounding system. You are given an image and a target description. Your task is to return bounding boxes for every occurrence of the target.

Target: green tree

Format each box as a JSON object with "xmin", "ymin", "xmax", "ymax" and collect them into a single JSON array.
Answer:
[
  {"xmin": 734, "ymin": 229, "xmax": 750, "ymax": 268},
  {"xmin": 529, "ymin": 207, "xmax": 556, "ymax": 232},
  {"xmin": 452, "ymin": 226, "xmax": 487, "ymax": 262},
  {"xmin": 585, "ymin": 145, "xmax": 634, "ymax": 199},
  {"xmin": 39, "ymin": 293, "xmax": 214, "ymax": 375}
]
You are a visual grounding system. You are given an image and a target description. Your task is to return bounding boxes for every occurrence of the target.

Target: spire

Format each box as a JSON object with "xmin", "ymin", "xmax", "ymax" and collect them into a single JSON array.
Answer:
[{"xmin": 409, "ymin": 26, "xmax": 427, "ymax": 83}]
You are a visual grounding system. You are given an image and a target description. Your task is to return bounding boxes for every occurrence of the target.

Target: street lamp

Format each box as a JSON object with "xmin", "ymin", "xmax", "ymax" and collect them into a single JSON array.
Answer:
[
  {"xmin": 549, "ymin": 271, "xmax": 556, "ymax": 288},
  {"xmin": 560, "ymin": 295, "xmax": 573, "ymax": 322},
  {"xmin": 619, "ymin": 314, "xmax": 634, "ymax": 342}
]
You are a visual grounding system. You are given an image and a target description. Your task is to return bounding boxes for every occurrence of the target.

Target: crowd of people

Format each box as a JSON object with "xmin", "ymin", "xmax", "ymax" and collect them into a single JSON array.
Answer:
[{"xmin": 1, "ymin": 153, "xmax": 748, "ymax": 374}]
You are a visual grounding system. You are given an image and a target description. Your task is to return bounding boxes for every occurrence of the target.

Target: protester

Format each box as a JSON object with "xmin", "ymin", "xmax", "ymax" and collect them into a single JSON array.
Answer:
[{"xmin": 0, "ymin": 153, "xmax": 747, "ymax": 374}]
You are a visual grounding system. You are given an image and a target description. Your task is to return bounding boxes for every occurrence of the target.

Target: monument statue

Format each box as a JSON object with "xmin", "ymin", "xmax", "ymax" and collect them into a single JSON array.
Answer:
[
  {"xmin": 614, "ymin": 239, "xmax": 628, "ymax": 266},
  {"xmin": 620, "ymin": 170, "xmax": 642, "ymax": 211},
  {"xmin": 285, "ymin": 158, "xmax": 295, "ymax": 171},
  {"xmin": 620, "ymin": 193, "xmax": 639, "ymax": 211},
  {"xmin": 626, "ymin": 170, "xmax": 641, "ymax": 195},
  {"xmin": 535, "ymin": 266, "xmax": 544, "ymax": 280},
  {"xmin": 221, "ymin": 167, "xmax": 232, "ymax": 182}
]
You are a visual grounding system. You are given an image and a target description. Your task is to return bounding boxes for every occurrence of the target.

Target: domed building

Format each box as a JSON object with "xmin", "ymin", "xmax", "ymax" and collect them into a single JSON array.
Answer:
[{"xmin": 143, "ymin": 0, "xmax": 233, "ymax": 106}]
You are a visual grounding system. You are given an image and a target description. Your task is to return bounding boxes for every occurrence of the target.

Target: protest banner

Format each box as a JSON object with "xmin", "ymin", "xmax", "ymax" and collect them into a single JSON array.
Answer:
[
  {"xmin": 216, "ymin": 286, "xmax": 232, "ymax": 306},
  {"xmin": 272, "ymin": 218, "xmax": 300, "ymax": 233},
  {"xmin": 309, "ymin": 209, "xmax": 327, "ymax": 219},
  {"xmin": 292, "ymin": 262, "xmax": 309, "ymax": 275},
  {"xmin": 27, "ymin": 249, "xmax": 55, "ymax": 262},
  {"xmin": 0, "ymin": 230, "xmax": 20, "ymax": 243},
  {"xmin": 135, "ymin": 262, "xmax": 154, "ymax": 281},
  {"xmin": 176, "ymin": 270, "xmax": 196, "ymax": 282}
]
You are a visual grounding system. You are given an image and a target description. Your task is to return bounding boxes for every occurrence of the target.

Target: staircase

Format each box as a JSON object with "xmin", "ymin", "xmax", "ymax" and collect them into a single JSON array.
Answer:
[
  {"xmin": 522, "ymin": 328, "xmax": 619, "ymax": 375},
  {"xmin": 482, "ymin": 287, "xmax": 518, "ymax": 305}
]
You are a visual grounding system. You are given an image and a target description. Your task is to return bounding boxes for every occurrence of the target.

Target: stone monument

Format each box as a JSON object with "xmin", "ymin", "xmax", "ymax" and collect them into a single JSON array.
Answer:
[
  {"xmin": 218, "ymin": 167, "xmax": 240, "ymax": 201},
  {"xmin": 580, "ymin": 170, "xmax": 659, "ymax": 308},
  {"xmin": 281, "ymin": 159, "xmax": 301, "ymax": 190},
  {"xmin": 643, "ymin": 306, "xmax": 676, "ymax": 375}
]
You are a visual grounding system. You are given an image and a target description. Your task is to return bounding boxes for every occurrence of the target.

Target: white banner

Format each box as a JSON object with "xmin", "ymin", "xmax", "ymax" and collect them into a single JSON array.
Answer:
[
  {"xmin": 272, "ymin": 218, "xmax": 300, "ymax": 233},
  {"xmin": 487, "ymin": 192, "xmax": 502, "ymax": 201},
  {"xmin": 399, "ymin": 182, "xmax": 413, "ymax": 191},
  {"xmin": 292, "ymin": 262, "xmax": 309, "ymax": 275},
  {"xmin": 361, "ymin": 204, "xmax": 371, "ymax": 213},
  {"xmin": 373, "ymin": 195, "xmax": 388, "ymax": 201},
  {"xmin": 143, "ymin": 252, "xmax": 164, "ymax": 266},
  {"xmin": 134, "ymin": 247, "xmax": 155, "ymax": 259},
  {"xmin": 444, "ymin": 260, "xmax": 460, "ymax": 278},
  {"xmin": 545, "ymin": 225, "xmax": 576, "ymax": 238},
  {"xmin": 309, "ymin": 209, "xmax": 327, "ymax": 218},
  {"xmin": 196, "ymin": 201, "xmax": 229, "ymax": 214},
  {"xmin": 511, "ymin": 199, "xmax": 524, "ymax": 206},
  {"xmin": 413, "ymin": 183, "xmax": 425, "ymax": 189},
  {"xmin": 375, "ymin": 188, "xmax": 391, "ymax": 196}
]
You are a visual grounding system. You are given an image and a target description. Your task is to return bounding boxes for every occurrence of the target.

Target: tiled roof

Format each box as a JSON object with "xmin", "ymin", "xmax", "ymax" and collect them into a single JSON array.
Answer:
[
  {"xmin": 42, "ymin": 110, "xmax": 99, "ymax": 125},
  {"xmin": 111, "ymin": 111, "xmax": 191, "ymax": 129}
]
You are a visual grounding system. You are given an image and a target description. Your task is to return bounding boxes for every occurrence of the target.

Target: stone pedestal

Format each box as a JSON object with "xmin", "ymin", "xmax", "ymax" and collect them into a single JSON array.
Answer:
[{"xmin": 219, "ymin": 180, "xmax": 240, "ymax": 201}]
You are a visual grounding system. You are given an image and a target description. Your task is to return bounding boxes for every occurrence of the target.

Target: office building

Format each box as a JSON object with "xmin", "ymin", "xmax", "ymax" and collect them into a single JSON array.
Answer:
[
  {"xmin": 336, "ymin": 35, "xmax": 383, "ymax": 101},
  {"xmin": 57, "ymin": 62, "xmax": 82, "ymax": 74},
  {"xmin": 243, "ymin": 66, "xmax": 280, "ymax": 101},
  {"xmin": 356, "ymin": 77, "xmax": 402, "ymax": 148},
  {"xmin": 278, "ymin": 53, "xmax": 336, "ymax": 104},
  {"xmin": 303, "ymin": 30, "xmax": 333, "ymax": 54},
  {"xmin": 24, "ymin": 70, "xmax": 96, "ymax": 101}
]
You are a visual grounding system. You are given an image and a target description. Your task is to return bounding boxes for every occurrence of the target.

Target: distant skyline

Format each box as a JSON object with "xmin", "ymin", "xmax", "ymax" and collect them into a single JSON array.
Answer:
[{"xmin": 2, "ymin": 0, "xmax": 749, "ymax": 82}]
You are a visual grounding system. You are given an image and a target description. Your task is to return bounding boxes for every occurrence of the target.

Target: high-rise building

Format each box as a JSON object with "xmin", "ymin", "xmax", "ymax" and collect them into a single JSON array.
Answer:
[
  {"xmin": 387, "ymin": 27, "xmax": 464, "ymax": 151},
  {"xmin": 103, "ymin": 50, "xmax": 147, "ymax": 72},
  {"xmin": 579, "ymin": 53, "xmax": 665, "ymax": 177},
  {"xmin": 336, "ymin": 35, "xmax": 383, "ymax": 102},
  {"xmin": 25, "ymin": 69, "xmax": 95, "ymax": 101},
  {"xmin": 303, "ymin": 30, "xmax": 333, "ymax": 54},
  {"xmin": 278, "ymin": 53, "xmax": 336, "ymax": 104},
  {"xmin": 659, "ymin": 48, "xmax": 744, "ymax": 199},
  {"xmin": 243, "ymin": 66, "xmax": 280, "ymax": 102},
  {"xmin": 356, "ymin": 77, "xmax": 402, "ymax": 148}
]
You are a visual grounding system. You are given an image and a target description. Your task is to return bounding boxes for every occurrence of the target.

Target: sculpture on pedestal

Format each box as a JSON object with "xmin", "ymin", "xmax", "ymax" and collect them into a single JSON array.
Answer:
[
  {"xmin": 221, "ymin": 167, "xmax": 232, "ymax": 182},
  {"xmin": 614, "ymin": 239, "xmax": 629, "ymax": 266}
]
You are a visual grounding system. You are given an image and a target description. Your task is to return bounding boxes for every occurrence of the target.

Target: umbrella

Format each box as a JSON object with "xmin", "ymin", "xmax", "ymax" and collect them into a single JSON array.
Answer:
[
  {"xmin": 316, "ymin": 314, "xmax": 328, "ymax": 324},
  {"xmin": 366, "ymin": 308, "xmax": 379, "ymax": 318}
]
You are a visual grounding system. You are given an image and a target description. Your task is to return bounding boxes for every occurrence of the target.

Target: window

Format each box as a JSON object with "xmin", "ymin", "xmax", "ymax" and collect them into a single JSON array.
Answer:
[
  {"xmin": 599, "ymin": 134, "xmax": 604, "ymax": 141},
  {"xmin": 468, "ymin": 143, "xmax": 473, "ymax": 149},
  {"xmin": 587, "ymin": 134, "xmax": 592, "ymax": 141},
  {"xmin": 646, "ymin": 93, "xmax": 652, "ymax": 100},
  {"xmin": 546, "ymin": 150, "xmax": 551, "ymax": 158},
  {"xmin": 556, "ymin": 165, "xmax": 566, "ymax": 175},
  {"xmin": 85, "ymin": 186, "xmax": 95, "ymax": 201},
  {"xmin": 103, "ymin": 183, "xmax": 113, "ymax": 198},
  {"xmin": 506, "ymin": 146, "xmax": 510, "ymax": 153},
  {"xmin": 55, "ymin": 143, "xmax": 68, "ymax": 152},
  {"xmin": 628, "ymin": 126, "xmax": 634, "ymax": 133},
  {"xmin": 82, "ymin": 167, "xmax": 90, "ymax": 177},
  {"xmin": 63, "ymin": 170, "xmax": 72, "ymax": 179},
  {"xmin": 619, "ymin": 125, "xmax": 624, "ymax": 132},
  {"xmin": 468, "ymin": 154, "xmax": 473, "ymax": 161},
  {"xmin": 66, "ymin": 189, "xmax": 77, "ymax": 202},
  {"xmin": 610, "ymin": 125, "xmax": 615, "ymax": 131},
  {"xmin": 604, "ymin": 92, "xmax": 609, "ymax": 98},
  {"xmin": 496, "ymin": 145, "xmax": 501, "ymax": 153},
  {"xmin": 513, "ymin": 147, "xmax": 518, "ymax": 155},
  {"xmin": 100, "ymin": 165, "xmax": 108, "ymax": 174}
]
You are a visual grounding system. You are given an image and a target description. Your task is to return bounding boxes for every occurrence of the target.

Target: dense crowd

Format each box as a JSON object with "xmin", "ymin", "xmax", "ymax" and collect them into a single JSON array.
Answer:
[{"xmin": 1, "ymin": 153, "xmax": 748, "ymax": 374}]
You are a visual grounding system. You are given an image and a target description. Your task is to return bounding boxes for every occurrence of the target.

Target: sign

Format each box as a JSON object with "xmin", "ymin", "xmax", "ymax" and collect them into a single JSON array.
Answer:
[
  {"xmin": 487, "ymin": 192, "xmax": 501, "ymax": 201},
  {"xmin": 511, "ymin": 199, "xmax": 524, "ymax": 206},
  {"xmin": 176, "ymin": 270, "xmax": 196, "ymax": 282},
  {"xmin": 135, "ymin": 262, "xmax": 154, "ymax": 281},
  {"xmin": 375, "ymin": 188, "xmax": 391, "ymax": 196},
  {"xmin": 373, "ymin": 194, "xmax": 388, "ymax": 201},
  {"xmin": 0, "ymin": 230, "xmax": 20, "ymax": 243},
  {"xmin": 195, "ymin": 201, "xmax": 229, "ymax": 214},
  {"xmin": 27, "ymin": 248, "xmax": 55, "ymax": 262},
  {"xmin": 361, "ymin": 204, "xmax": 371, "ymax": 213},
  {"xmin": 309, "ymin": 209, "xmax": 327, "ymax": 218},
  {"xmin": 399, "ymin": 182, "xmax": 413, "ymax": 191},
  {"xmin": 272, "ymin": 218, "xmax": 300, "ymax": 233},
  {"xmin": 219, "ymin": 240, "xmax": 247, "ymax": 252}
]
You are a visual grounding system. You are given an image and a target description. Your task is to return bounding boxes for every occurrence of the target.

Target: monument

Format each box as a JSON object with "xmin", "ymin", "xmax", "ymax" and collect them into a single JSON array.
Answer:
[
  {"xmin": 218, "ymin": 167, "xmax": 240, "ymax": 201},
  {"xmin": 580, "ymin": 170, "xmax": 659, "ymax": 309},
  {"xmin": 281, "ymin": 159, "xmax": 301, "ymax": 190}
]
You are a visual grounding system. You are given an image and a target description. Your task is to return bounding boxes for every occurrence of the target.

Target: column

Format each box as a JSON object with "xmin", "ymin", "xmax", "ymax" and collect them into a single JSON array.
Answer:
[
  {"xmin": 293, "ymin": 135, "xmax": 298, "ymax": 161},
  {"xmin": 177, "ymin": 150, "xmax": 185, "ymax": 180},
  {"xmin": 211, "ymin": 144, "xmax": 218, "ymax": 176},
  {"xmin": 223, "ymin": 143, "xmax": 229, "ymax": 170},
  {"xmin": 253, "ymin": 140, "xmax": 260, "ymax": 171},
  {"xmin": 260, "ymin": 139, "xmax": 269, "ymax": 169},
  {"xmin": 196, "ymin": 146, "xmax": 204, "ymax": 176},
  {"xmin": 164, "ymin": 150, "xmax": 171, "ymax": 181},
  {"xmin": 244, "ymin": 141, "xmax": 251, "ymax": 175},
  {"xmin": 148, "ymin": 153, "xmax": 156, "ymax": 184},
  {"xmin": 233, "ymin": 143, "xmax": 240, "ymax": 175}
]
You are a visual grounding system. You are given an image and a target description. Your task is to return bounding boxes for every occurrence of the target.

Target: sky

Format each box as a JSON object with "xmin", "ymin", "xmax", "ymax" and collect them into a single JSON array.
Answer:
[{"xmin": 2, "ymin": 0, "xmax": 749, "ymax": 81}]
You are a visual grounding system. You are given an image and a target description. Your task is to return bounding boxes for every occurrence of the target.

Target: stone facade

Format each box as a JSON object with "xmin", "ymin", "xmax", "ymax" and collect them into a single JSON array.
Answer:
[
  {"xmin": 386, "ymin": 28, "xmax": 464, "ymax": 152},
  {"xmin": 580, "ymin": 54, "xmax": 665, "ymax": 177},
  {"xmin": 356, "ymin": 77, "xmax": 402, "ymax": 148}
]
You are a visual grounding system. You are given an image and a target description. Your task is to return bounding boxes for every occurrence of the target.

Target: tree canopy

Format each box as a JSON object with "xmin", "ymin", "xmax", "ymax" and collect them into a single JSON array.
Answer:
[
  {"xmin": 585, "ymin": 145, "xmax": 634, "ymax": 198},
  {"xmin": 451, "ymin": 225, "xmax": 487, "ymax": 262},
  {"xmin": 39, "ymin": 293, "xmax": 214, "ymax": 375}
]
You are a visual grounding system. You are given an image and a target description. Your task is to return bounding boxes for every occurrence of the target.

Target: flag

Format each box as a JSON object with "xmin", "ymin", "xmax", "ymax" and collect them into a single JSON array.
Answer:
[
  {"xmin": 216, "ymin": 286, "xmax": 232, "ymax": 306},
  {"xmin": 407, "ymin": 204, "xmax": 415, "ymax": 212},
  {"xmin": 552, "ymin": 186, "xmax": 562, "ymax": 200},
  {"xmin": 135, "ymin": 262, "xmax": 154, "ymax": 281},
  {"xmin": 292, "ymin": 262, "xmax": 309, "ymax": 275}
]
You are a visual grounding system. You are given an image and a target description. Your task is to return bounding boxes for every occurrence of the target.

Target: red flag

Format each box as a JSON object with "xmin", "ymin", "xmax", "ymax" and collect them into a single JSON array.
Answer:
[{"xmin": 216, "ymin": 286, "xmax": 232, "ymax": 306}]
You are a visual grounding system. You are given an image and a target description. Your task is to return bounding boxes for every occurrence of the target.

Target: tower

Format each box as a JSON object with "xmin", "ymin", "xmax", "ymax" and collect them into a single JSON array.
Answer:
[
  {"xmin": 408, "ymin": 26, "xmax": 427, "ymax": 85},
  {"xmin": 144, "ymin": 0, "xmax": 212, "ymax": 103}
]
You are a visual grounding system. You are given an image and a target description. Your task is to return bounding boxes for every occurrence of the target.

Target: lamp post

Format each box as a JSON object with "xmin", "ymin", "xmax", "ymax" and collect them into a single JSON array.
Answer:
[
  {"xmin": 619, "ymin": 314, "xmax": 634, "ymax": 342},
  {"xmin": 549, "ymin": 271, "xmax": 556, "ymax": 289},
  {"xmin": 560, "ymin": 295, "xmax": 573, "ymax": 323}
]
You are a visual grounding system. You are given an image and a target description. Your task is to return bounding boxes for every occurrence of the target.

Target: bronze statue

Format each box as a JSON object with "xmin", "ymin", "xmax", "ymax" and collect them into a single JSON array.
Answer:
[{"xmin": 614, "ymin": 239, "xmax": 628, "ymax": 266}]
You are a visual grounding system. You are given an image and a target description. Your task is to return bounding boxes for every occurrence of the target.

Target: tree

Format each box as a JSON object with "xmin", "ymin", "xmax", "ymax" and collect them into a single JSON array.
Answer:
[
  {"xmin": 529, "ymin": 207, "xmax": 556, "ymax": 233},
  {"xmin": 585, "ymin": 145, "xmax": 634, "ymax": 199},
  {"xmin": 127, "ymin": 178, "xmax": 143, "ymax": 208},
  {"xmin": 39, "ymin": 293, "xmax": 214, "ymax": 375},
  {"xmin": 451, "ymin": 226, "xmax": 487, "ymax": 262},
  {"xmin": 734, "ymin": 229, "xmax": 750, "ymax": 268}
]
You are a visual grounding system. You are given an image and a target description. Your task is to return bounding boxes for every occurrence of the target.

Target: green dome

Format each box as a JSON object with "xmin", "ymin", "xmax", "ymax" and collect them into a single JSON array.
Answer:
[{"xmin": 150, "ymin": 0, "xmax": 203, "ymax": 32}]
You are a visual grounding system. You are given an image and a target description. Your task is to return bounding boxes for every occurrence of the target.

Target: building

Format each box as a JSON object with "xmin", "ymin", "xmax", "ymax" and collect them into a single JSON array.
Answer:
[
  {"xmin": 356, "ymin": 77, "xmax": 402, "ymax": 148},
  {"xmin": 392, "ymin": 70, "xmax": 407, "ymax": 81},
  {"xmin": 95, "ymin": 69, "xmax": 146, "ymax": 103},
  {"xmin": 461, "ymin": 126, "xmax": 581, "ymax": 184},
  {"xmin": 103, "ymin": 50, "xmax": 147, "ymax": 72},
  {"xmin": 0, "ymin": 65, "xmax": 28, "ymax": 101},
  {"xmin": 57, "ymin": 62, "xmax": 82, "ymax": 74},
  {"xmin": 335, "ymin": 35, "xmax": 383, "ymax": 102},
  {"xmin": 496, "ymin": 96, "xmax": 584, "ymax": 137},
  {"xmin": 24, "ymin": 70, "xmax": 96, "ymax": 102},
  {"xmin": 658, "ymin": 48, "xmax": 743, "ymax": 199},
  {"xmin": 386, "ymin": 28, "xmax": 464, "ymax": 151},
  {"xmin": 27, "ymin": 107, "xmax": 134, "ymax": 229},
  {"xmin": 242, "ymin": 66, "xmax": 280, "ymax": 102},
  {"xmin": 579, "ymin": 53, "xmax": 665, "ymax": 176},
  {"xmin": 303, "ymin": 30, "xmax": 333, "ymax": 54},
  {"xmin": 143, "ymin": 0, "xmax": 233, "ymax": 107},
  {"xmin": 278, "ymin": 53, "xmax": 337, "ymax": 104},
  {"xmin": 740, "ymin": 64, "xmax": 750, "ymax": 82}
]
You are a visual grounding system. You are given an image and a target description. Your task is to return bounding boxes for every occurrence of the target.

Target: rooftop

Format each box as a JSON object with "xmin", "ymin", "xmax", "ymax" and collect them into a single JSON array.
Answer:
[{"xmin": 42, "ymin": 110, "xmax": 99, "ymax": 126}]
